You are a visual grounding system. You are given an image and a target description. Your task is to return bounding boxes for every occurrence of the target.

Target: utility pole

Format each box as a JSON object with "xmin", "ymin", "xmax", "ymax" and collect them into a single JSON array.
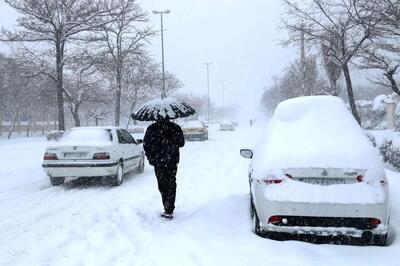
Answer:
[
  {"xmin": 300, "ymin": 22, "xmax": 308, "ymax": 95},
  {"xmin": 203, "ymin": 62, "xmax": 212, "ymax": 122},
  {"xmin": 221, "ymin": 80, "xmax": 226, "ymax": 112},
  {"xmin": 153, "ymin": 10, "xmax": 170, "ymax": 99}
]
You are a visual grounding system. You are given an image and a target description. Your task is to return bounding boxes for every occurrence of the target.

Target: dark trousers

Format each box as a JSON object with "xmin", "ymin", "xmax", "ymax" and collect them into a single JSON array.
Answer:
[{"xmin": 154, "ymin": 164, "xmax": 178, "ymax": 214}]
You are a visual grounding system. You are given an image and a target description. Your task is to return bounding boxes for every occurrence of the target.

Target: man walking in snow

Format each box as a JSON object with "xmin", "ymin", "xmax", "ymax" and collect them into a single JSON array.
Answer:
[{"xmin": 143, "ymin": 118, "xmax": 185, "ymax": 219}]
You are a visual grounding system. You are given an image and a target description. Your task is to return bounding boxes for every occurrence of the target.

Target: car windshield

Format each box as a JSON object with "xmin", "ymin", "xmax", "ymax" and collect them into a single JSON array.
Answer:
[
  {"xmin": 61, "ymin": 128, "xmax": 112, "ymax": 143},
  {"xmin": 183, "ymin": 121, "xmax": 204, "ymax": 128}
]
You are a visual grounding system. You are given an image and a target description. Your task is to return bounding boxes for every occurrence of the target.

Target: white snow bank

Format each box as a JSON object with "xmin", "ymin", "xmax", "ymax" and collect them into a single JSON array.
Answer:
[{"xmin": 252, "ymin": 96, "xmax": 384, "ymax": 178}]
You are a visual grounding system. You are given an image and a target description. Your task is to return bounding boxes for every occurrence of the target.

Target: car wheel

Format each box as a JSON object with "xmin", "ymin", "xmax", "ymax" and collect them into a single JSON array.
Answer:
[
  {"xmin": 113, "ymin": 163, "xmax": 124, "ymax": 186},
  {"xmin": 252, "ymin": 208, "xmax": 264, "ymax": 237},
  {"xmin": 137, "ymin": 153, "xmax": 145, "ymax": 173},
  {"xmin": 373, "ymin": 234, "xmax": 388, "ymax": 246},
  {"xmin": 250, "ymin": 194, "xmax": 255, "ymax": 218},
  {"xmin": 50, "ymin": 176, "xmax": 65, "ymax": 186}
]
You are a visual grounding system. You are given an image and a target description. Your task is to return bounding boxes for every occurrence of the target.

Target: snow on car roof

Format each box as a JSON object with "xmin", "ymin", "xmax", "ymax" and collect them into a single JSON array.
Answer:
[
  {"xmin": 252, "ymin": 96, "xmax": 384, "ymax": 178},
  {"xmin": 58, "ymin": 127, "xmax": 113, "ymax": 145}
]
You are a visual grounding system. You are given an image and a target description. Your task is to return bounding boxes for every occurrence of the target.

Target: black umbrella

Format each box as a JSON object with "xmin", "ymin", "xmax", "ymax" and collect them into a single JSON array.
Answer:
[{"xmin": 132, "ymin": 97, "xmax": 196, "ymax": 121}]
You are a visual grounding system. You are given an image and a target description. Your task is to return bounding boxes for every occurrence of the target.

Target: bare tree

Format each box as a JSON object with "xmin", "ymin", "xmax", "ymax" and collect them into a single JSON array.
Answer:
[
  {"xmin": 358, "ymin": 1, "xmax": 400, "ymax": 97},
  {"xmin": 90, "ymin": 0, "xmax": 153, "ymax": 126},
  {"xmin": 63, "ymin": 53, "xmax": 103, "ymax": 127},
  {"xmin": 283, "ymin": 0, "xmax": 382, "ymax": 124},
  {"xmin": 1, "ymin": 0, "xmax": 122, "ymax": 130}
]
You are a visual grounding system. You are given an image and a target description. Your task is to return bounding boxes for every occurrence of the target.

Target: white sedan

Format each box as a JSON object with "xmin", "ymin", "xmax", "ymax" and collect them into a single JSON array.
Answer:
[
  {"xmin": 42, "ymin": 126, "xmax": 145, "ymax": 186},
  {"xmin": 240, "ymin": 96, "xmax": 389, "ymax": 245}
]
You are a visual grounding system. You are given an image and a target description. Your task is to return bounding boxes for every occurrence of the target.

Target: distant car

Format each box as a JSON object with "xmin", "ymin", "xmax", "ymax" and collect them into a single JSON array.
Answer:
[
  {"xmin": 220, "ymin": 121, "xmax": 235, "ymax": 131},
  {"xmin": 127, "ymin": 125, "xmax": 145, "ymax": 134},
  {"xmin": 46, "ymin": 130, "xmax": 64, "ymax": 141},
  {"xmin": 182, "ymin": 120, "xmax": 208, "ymax": 141},
  {"xmin": 240, "ymin": 96, "xmax": 389, "ymax": 246},
  {"xmin": 42, "ymin": 126, "xmax": 145, "ymax": 186}
]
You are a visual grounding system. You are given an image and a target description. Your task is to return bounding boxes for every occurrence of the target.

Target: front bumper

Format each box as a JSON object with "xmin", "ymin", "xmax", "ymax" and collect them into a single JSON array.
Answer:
[{"xmin": 42, "ymin": 160, "xmax": 119, "ymax": 178}]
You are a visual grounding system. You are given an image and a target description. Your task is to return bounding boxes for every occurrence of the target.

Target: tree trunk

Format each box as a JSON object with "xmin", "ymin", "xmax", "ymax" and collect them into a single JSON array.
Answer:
[
  {"xmin": 72, "ymin": 109, "xmax": 81, "ymax": 127},
  {"xmin": 70, "ymin": 104, "xmax": 81, "ymax": 127},
  {"xmin": 115, "ymin": 68, "xmax": 122, "ymax": 126},
  {"xmin": 331, "ymin": 78, "xmax": 338, "ymax": 96},
  {"xmin": 126, "ymin": 98, "xmax": 137, "ymax": 128},
  {"xmin": 26, "ymin": 116, "xmax": 32, "ymax": 137},
  {"xmin": 7, "ymin": 109, "xmax": 19, "ymax": 139},
  {"xmin": 342, "ymin": 63, "xmax": 361, "ymax": 125},
  {"xmin": 56, "ymin": 39, "xmax": 66, "ymax": 131},
  {"xmin": 386, "ymin": 72, "xmax": 400, "ymax": 97}
]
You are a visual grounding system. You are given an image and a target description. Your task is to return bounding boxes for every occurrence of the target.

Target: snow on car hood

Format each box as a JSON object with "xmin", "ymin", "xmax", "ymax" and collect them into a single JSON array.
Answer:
[{"xmin": 252, "ymin": 96, "xmax": 384, "ymax": 180}]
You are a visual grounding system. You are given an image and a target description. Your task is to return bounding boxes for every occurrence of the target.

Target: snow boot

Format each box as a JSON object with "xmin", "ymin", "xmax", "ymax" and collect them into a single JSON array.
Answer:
[{"xmin": 161, "ymin": 212, "xmax": 173, "ymax": 219}]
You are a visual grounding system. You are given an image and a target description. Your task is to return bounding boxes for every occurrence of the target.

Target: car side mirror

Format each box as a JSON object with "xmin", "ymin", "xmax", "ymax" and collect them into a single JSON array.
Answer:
[
  {"xmin": 240, "ymin": 149, "xmax": 253, "ymax": 159},
  {"xmin": 136, "ymin": 139, "xmax": 143, "ymax": 145}
]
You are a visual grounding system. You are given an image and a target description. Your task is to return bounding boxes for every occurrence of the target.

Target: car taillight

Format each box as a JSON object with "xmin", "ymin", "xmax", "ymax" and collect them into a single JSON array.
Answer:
[
  {"xmin": 356, "ymin": 175, "xmax": 364, "ymax": 182},
  {"xmin": 268, "ymin": 216, "xmax": 283, "ymax": 224},
  {"xmin": 93, "ymin": 152, "xmax": 110, "ymax": 160},
  {"xmin": 370, "ymin": 218, "xmax": 381, "ymax": 226},
  {"xmin": 44, "ymin": 153, "xmax": 58, "ymax": 160},
  {"xmin": 262, "ymin": 179, "xmax": 283, "ymax": 185}
]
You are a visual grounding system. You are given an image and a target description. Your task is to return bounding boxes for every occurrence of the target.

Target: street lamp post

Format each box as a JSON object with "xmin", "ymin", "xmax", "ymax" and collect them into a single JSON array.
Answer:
[
  {"xmin": 221, "ymin": 80, "xmax": 226, "ymax": 112},
  {"xmin": 153, "ymin": 10, "xmax": 170, "ymax": 99},
  {"xmin": 203, "ymin": 62, "xmax": 212, "ymax": 122}
]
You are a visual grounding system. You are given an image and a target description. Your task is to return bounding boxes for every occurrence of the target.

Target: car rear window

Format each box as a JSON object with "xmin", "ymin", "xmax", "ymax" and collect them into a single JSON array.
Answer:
[
  {"xmin": 61, "ymin": 128, "xmax": 113, "ymax": 142},
  {"xmin": 183, "ymin": 121, "xmax": 204, "ymax": 128}
]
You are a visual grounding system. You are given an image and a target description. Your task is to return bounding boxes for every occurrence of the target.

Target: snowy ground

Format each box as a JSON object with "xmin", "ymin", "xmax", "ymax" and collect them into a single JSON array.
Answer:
[{"xmin": 0, "ymin": 124, "xmax": 399, "ymax": 266}]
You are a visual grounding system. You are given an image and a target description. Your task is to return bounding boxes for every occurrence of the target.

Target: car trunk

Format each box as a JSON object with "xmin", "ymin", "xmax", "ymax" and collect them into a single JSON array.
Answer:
[
  {"xmin": 48, "ymin": 145, "xmax": 106, "ymax": 160},
  {"xmin": 284, "ymin": 168, "xmax": 367, "ymax": 185}
]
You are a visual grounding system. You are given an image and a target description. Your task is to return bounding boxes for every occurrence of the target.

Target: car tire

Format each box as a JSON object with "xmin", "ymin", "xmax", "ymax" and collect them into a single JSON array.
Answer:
[
  {"xmin": 250, "ymin": 194, "xmax": 255, "ymax": 218},
  {"xmin": 373, "ymin": 234, "xmax": 387, "ymax": 246},
  {"xmin": 50, "ymin": 176, "xmax": 65, "ymax": 186},
  {"xmin": 252, "ymin": 208, "xmax": 264, "ymax": 237},
  {"xmin": 137, "ymin": 153, "xmax": 145, "ymax": 173},
  {"xmin": 113, "ymin": 163, "xmax": 124, "ymax": 186}
]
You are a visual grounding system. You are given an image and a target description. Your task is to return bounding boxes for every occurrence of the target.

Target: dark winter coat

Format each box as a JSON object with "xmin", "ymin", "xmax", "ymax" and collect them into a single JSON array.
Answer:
[{"xmin": 143, "ymin": 121, "xmax": 185, "ymax": 166}]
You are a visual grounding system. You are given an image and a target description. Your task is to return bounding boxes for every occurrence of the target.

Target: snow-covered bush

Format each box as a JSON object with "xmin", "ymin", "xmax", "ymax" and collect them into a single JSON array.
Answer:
[
  {"xmin": 365, "ymin": 131, "xmax": 377, "ymax": 147},
  {"xmin": 355, "ymin": 95, "xmax": 387, "ymax": 130},
  {"xmin": 379, "ymin": 140, "xmax": 400, "ymax": 171}
]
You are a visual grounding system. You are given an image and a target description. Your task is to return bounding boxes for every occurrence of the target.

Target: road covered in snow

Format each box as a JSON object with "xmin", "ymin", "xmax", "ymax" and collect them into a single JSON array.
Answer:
[{"xmin": 0, "ymin": 124, "xmax": 399, "ymax": 266}]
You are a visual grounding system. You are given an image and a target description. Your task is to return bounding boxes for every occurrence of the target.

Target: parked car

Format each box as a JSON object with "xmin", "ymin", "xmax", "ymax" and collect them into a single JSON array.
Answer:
[
  {"xmin": 46, "ymin": 130, "xmax": 64, "ymax": 141},
  {"xmin": 182, "ymin": 120, "xmax": 208, "ymax": 141},
  {"xmin": 240, "ymin": 96, "xmax": 389, "ymax": 245},
  {"xmin": 220, "ymin": 121, "xmax": 235, "ymax": 131},
  {"xmin": 42, "ymin": 126, "xmax": 145, "ymax": 186}
]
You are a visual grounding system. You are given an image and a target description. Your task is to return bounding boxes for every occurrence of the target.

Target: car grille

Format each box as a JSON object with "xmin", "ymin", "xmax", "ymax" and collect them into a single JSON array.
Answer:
[{"xmin": 272, "ymin": 216, "xmax": 378, "ymax": 230}]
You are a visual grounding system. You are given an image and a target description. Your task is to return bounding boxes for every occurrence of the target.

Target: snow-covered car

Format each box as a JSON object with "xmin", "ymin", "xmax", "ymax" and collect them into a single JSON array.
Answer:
[
  {"xmin": 240, "ymin": 96, "xmax": 390, "ymax": 245},
  {"xmin": 182, "ymin": 120, "xmax": 208, "ymax": 141},
  {"xmin": 42, "ymin": 126, "xmax": 145, "ymax": 186},
  {"xmin": 220, "ymin": 121, "xmax": 235, "ymax": 131}
]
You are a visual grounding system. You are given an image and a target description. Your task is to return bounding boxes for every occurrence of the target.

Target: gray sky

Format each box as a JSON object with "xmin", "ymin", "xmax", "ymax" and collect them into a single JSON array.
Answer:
[{"xmin": 0, "ymin": 0, "xmax": 297, "ymax": 117}]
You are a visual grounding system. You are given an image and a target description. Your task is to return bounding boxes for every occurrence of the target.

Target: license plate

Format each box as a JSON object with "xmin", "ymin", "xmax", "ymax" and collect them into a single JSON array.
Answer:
[
  {"xmin": 298, "ymin": 178, "xmax": 347, "ymax": 186},
  {"xmin": 64, "ymin": 152, "xmax": 87, "ymax": 158}
]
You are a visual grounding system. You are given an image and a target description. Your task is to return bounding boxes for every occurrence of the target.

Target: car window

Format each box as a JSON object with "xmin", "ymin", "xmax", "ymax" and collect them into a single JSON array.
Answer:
[
  {"xmin": 116, "ymin": 129, "xmax": 127, "ymax": 144},
  {"xmin": 122, "ymin": 129, "xmax": 136, "ymax": 144}
]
